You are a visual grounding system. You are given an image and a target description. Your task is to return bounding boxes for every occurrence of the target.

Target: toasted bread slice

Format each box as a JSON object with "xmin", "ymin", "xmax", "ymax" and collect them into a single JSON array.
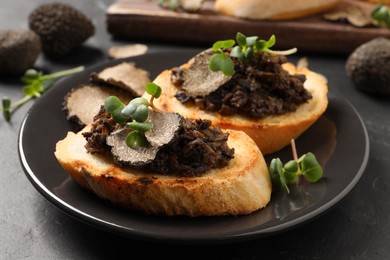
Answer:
[
  {"xmin": 148, "ymin": 62, "xmax": 328, "ymax": 155},
  {"xmin": 215, "ymin": 0, "xmax": 341, "ymax": 20},
  {"xmin": 54, "ymin": 126, "xmax": 272, "ymax": 217}
]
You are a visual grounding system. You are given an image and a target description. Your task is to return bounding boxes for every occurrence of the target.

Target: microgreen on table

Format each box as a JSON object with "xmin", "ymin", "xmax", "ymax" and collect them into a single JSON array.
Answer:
[
  {"xmin": 269, "ymin": 139, "xmax": 323, "ymax": 193},
  {"xmin": 104, "ymin": 82, "xmax": 162, "ymax": 148},
  {"xmin": 0, "ymin": 66, "xmax": 84, "ymax": 122},
  {"xmin": 209, "ymin": 32, "xmax": 297, "ymax": 76}
]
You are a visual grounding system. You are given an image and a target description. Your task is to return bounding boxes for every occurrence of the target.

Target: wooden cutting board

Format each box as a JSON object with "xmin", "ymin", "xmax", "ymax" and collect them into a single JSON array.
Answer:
[{"xmin": 106, "ymin": 0, "xmax": 390, "ymax": 55}]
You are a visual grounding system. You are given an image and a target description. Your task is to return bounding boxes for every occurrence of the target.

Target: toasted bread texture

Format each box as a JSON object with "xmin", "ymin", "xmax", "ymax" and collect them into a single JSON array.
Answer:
[
  {"xmin": 148, "ymin": 62, "xmax": 328, "ymax": 155},
  {"xmin": 215, "ymin": 0, "xmax": 341, "ymax": 20},
  {"xmin": 54, "ymin": 126, "xmax": 272, "ymax": 217}
]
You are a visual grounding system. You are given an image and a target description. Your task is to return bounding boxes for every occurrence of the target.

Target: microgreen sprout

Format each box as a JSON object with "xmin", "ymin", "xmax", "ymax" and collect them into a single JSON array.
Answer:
[
  {"xmin": 269, "ymin": 139, "xmax": 323, "ymax": 193},
  {"xmin": 209, "ymin": 32, "xmax": 297, "ymax": 76},
  {"xmin": 372, "ymin": 4, "xmax": 390, "ymax": 28},
  {"xmin": 209, "ymin": 39, "xmax": 236, "ymax": 76},
  {"xmin": 104, "ymin": 82, "xmax": 162, "ymax": 148},
  {"xmin": 0, "ymin": 66, "xmax": 84, "ymax": 122}
]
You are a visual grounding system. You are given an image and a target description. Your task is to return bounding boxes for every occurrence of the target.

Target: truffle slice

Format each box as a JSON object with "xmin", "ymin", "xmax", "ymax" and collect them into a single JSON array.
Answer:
[
  {"xmin": 90, "ymin": 62, "xmax": 150, "ymax": 97},
  {"xmin": 106, "ymin": 111, "xmax": 182, "ymax": 167},
  {"xmin": 0, "ymin": 29, "xmax": 41, "ymax": 76},
  {"xmin": 181, "ymin": 50, "xmax": 232, "ymax": 97},
  {"xmin": 107, "ymin": 128, "xmax": 158, "ymax": 167},
  {"xmin": 63, "ymin": 84, "xmax": 134, "ymax": 129},
  {"xmin": 145, "ymin": 111, "xmax": 182, "ymax": 147},
  {"xmin": 323, "ymin": 4, "xmax": 374, "ymax": 28},
  {"xmin": 108, "ymin": 44, "xmax": 148, "ymax": 59}
]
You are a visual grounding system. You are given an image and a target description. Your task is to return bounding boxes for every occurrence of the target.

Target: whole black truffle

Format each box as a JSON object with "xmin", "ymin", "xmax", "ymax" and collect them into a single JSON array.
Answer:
[
  {"xmin": 346, "ymin": 37, "xmax": 390, "ymax": 95},
  {"xmin": 28, "ymin": 2, "xmax": 95, "ymax": 57},
  {"xmin": 0, "ymin": 29, "xmax": 41, "ymax": 76}
]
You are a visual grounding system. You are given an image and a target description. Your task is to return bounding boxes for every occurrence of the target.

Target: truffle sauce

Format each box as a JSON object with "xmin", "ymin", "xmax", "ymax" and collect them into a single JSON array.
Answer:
[
  {"xmin": 83, "ymin": 106, "xmax": 234, "ymax": 177},
  {"xmin": 172, "ymin": 52, "xmax": 312, "ymax": 119}
]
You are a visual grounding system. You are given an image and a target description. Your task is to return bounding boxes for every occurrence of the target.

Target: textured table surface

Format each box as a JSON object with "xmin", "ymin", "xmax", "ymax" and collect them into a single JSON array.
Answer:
[{"xmin": 1, "ymin": 0, "xmax": 389, "ymax": 259}]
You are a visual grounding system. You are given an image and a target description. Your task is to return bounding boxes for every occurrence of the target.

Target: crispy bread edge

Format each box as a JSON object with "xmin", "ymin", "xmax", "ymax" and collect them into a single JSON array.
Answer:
[{"xmin": 54, "ymin": 127, "xmax": 272, "ymax": 217}]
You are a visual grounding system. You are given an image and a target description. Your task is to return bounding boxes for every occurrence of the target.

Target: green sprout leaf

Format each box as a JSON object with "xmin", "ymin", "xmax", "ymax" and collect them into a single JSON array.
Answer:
[
  {"xmin": 104, "ymin": 96, "xmax": 128, "ymax": 123},
  {"xmin": 128, "ymin": 120, "xmax": 152, "ymax": 134},
  {"xmin": 236, "ymin": 32, "xmax": 247, "ymax": 47},
  {"xmin": 125, "ymin": 130, "xmax": 149, "ymax": 148},
  {"xmin": 21, "ymin": 69, "xmax": 41, "ymax": 84},
  {"xmin": 145, "ymin": 82, "xmax": 162, "ymax": 99},
  {"xmin": 244, "ymin": 46, "xmax": 254, "ymax": 60},
  {"xmin": 121, "ymin": 97, "xmax": 149, "ymax": 117},
  {"xmin": 212, "ymin": 39, "xmax": 235, "ymax": 52},
  {"xmin": 132, "ymin": 104, "xmax": 149, "ymax": 122},
  {"xmin": 256, "ymin": 34, "xmax": 276, "ymax": 51},
  {"xmin": 230, "ymin": 45, "xmax": 244, "ymax": 59},
  {"xmin": 246, "ymin": 36, "xmax": 258, "ymax": 47},
  {"xmin": 234, "ymin": 32, "xmax": 256, "ymax": 61},
  {"xmin": 2, "ymin": 97, "xmax": 11, "ymax": 122},
  {"xmin": 283, "ymin": 160, "xmax": 299, "ymax": 184},
  {"xmin": 300, "ymin": 152, "xmax": 323, "ymax": 182},
  {"xmin": 268, "ymin": 34, "xmax": 276, "ymax": 47},
  {"xmin": 209, "ymin": 53, "xmax": 235, "ymax": 76},
  {"xmin": 2, "ymin": 98, "xmax": 10, "ymax": 110},
  {"xmin": 255, "ymin": 34, "xmax": 297, "ymax": 56},
  {"xmin": 270, "ymin": 158, "xmax": 290, "ymax": 193},
  {"xmin": 145, "ymin": 82, "xmax": 163, "ymax": 112},
  {"xmin": 23, "ymin": 81, "xmax": 43, "ymax": 97}
]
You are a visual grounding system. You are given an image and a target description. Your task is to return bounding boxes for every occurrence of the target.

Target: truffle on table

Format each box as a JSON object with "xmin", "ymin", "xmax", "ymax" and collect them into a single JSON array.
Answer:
[
  {"xmin": 346, "ymin": 37, "xmax": 390, "ymax": 95},
  {"xmin": 0, "ymin": 29, "xmax": 41, "ymax": 76},
  {"xmin": 28, "ymin": 2, "xmax": 94, "ymax": 57}
]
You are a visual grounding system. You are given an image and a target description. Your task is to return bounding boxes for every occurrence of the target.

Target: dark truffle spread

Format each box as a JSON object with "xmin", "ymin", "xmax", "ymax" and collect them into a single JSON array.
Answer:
[
  {"xmin": 83, "ymin": 106, "xmax": 234, "ymax": 177},
  {"xmin": 172, "ymin": 51, "xmax": 312, "ymax": 119}
]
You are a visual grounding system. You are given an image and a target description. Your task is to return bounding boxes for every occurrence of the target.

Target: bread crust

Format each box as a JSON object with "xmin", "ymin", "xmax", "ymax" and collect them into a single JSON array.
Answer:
[
  {"xmin": 149, "ymin": 62, "xmax": 328, "ymax": 155},
  {"xmin": 55, "ymin": 126, "xmax": 272, "ymax": 217},
  {"xmin": 215, "ymin": 0, "xmax": 341, "ymax": 20}
]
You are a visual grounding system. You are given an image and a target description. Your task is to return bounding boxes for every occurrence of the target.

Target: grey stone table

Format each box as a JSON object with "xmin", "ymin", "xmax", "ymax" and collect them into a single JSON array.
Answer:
[{"xmin": 1, "ymin": 0, "xmax": 389, "ymax": 259}]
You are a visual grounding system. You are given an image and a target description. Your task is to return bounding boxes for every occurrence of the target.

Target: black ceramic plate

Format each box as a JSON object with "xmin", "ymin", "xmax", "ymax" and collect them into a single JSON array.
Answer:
[{"xmin": 18, "ymin": 49, "xmax": 369, "ymax": 244}]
